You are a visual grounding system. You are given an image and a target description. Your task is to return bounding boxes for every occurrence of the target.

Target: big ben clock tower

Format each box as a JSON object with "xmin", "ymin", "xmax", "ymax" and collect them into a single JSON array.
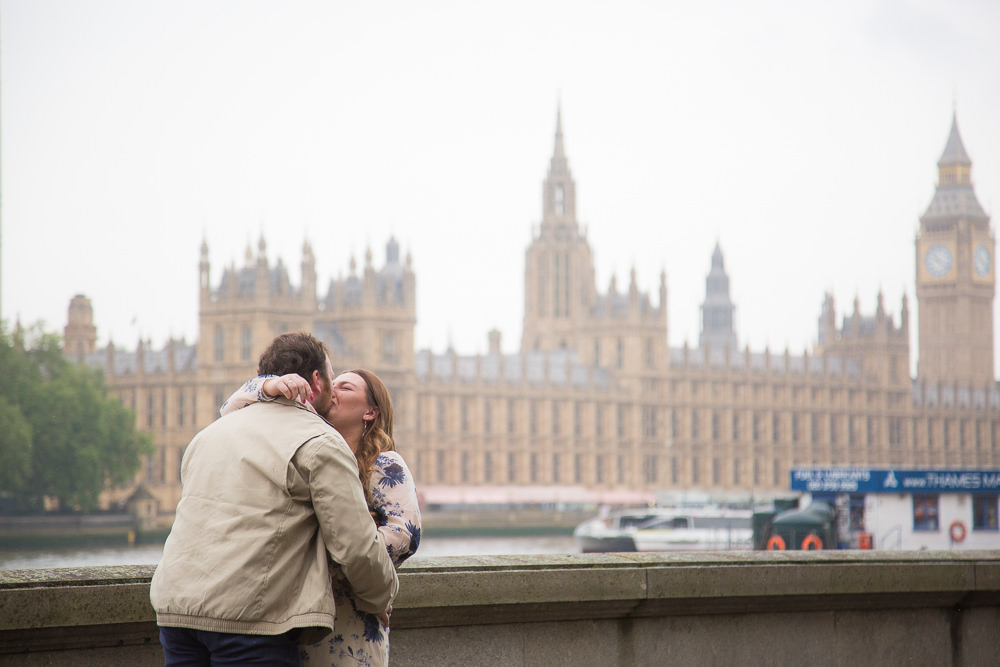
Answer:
[{"xmin": 916, "ymin": 113, "xmax": 994, "ymax": 386}]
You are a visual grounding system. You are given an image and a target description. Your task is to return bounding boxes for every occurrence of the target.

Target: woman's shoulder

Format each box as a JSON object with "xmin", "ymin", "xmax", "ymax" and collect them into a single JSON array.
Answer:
[{"xmin": 376, "ymin": 449, "xmax": 409, "ymax": 467}]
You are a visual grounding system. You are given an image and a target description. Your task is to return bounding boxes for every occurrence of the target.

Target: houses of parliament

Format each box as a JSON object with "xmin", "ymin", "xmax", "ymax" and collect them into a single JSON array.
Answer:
[{"xmin": 64, "ymin": 111, "xmax": 998, "ymax": 515}]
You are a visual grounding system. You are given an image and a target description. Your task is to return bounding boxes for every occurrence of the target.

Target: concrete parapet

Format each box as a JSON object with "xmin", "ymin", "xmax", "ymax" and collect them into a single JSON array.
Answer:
[{"xmin": 2, "ymin": 551, "xmax": 1000, "ymax": 665}]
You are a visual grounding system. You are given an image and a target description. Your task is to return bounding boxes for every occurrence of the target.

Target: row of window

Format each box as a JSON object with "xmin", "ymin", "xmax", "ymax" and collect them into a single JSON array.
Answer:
[
  {"xmin": 412, "ymin": 451, "xmax": 786, "ymax": 487},
  {"xmin": 913, "ymin": 495, "xmax": 999, "ymax": 531},
  {"xmin": 419, "ymin": 398, "xmax": 641, "ymax": 439},
  {"xmin": 416, "ymin": 397, "xmax": 1000, "ymax": 451},
  {"xmin": 123, "ymin": 389, "xmax": 197, "ymax": 429},
  {"xmin": 145, "ymin": 444, "xmax": 185, "ymax": 486},
  {"xmin": 676, "ymin": 411, "xmax": 996, "ymax": 449},
  {"xmin": 675, "ymin": 411, "xmax": 904, "ymax": 446},
  {"xmin": 214, "ymin": 326, "xmax": 255, "ymax": 363},
  {"xmin": 213, "ymin": 326, "xmax": 401, "ymax": 364},
  {"xmin": 417, "ymin": 451, "xmax": 631, "ymax": 485},
  {"xmin": 130, "ymin": 385, "xmax": 297, "ymax": 429},
  {"xmin": 677, "ymin": 382, "xmax": 907, "ymax": 406}
]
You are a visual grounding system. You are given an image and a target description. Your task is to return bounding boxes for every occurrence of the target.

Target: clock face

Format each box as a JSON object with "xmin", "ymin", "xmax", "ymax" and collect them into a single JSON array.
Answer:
[
  {"xmin": 924, "ymin": 245, "xmax": 953, "ymax": 277},
  {"xmin": 974, "ymin": 245, "xmax": 992, "ymax": 277}
]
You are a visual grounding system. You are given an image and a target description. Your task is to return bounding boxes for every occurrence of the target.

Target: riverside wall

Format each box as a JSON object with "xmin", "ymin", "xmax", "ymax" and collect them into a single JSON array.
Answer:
[{"xmin": 2, "ymin": 551, "xmax": 999, "ymax": 666}]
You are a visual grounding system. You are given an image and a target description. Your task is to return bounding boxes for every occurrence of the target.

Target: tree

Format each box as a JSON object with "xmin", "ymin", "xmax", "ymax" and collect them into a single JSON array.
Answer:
[
  {"xmin": 0, "ymin": 323, "xmax": 153, "ymax": 513},
  {"xmin": 0, "ymin": 396, "xmax": 32, "ymax": 493}
]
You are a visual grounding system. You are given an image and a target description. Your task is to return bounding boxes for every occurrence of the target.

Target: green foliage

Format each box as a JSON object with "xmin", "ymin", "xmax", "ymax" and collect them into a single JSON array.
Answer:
[
  {"xmin": 0, "ymin": 396, "xmax": 32, "ymax": 491},
  {"xmin": 0, "ymin": 323, "xmax": 154, "ymax": 513}
]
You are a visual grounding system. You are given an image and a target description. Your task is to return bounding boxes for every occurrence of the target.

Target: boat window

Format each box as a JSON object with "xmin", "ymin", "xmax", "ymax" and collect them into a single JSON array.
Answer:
[
  {"xmin": 692, "ymin": 516, "xmax": 752, "ymax": 530},
  {"xmin": 618, "ymin": 514, "xmax": 656, "ymax": 528},
  {"xmin": 849, "ymin": 494, "xmax": 865, "ymax": 531},
  {"xmin": 912, "ymin": 495, "xmax": 939, "ymax": 531},
  {"xmin": 640, "ymin": 517, "xmax": 690, "ymax": 530},
  {"xmin": 973, "ymin": 495, "xmax": 999, "ymax": 531}
]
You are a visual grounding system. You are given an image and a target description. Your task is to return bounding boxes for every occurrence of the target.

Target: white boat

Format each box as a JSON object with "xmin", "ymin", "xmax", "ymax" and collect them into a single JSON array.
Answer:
[
  {"xmin": 574, "ymin": 506, "xmax": 753, "ymax": 553},
  {"xmin": 573, "ymin": 507, "xmax": 667, "ymax": 552},
  {"xmin": 630, "ymin": 510, "xmax": 753, "ymax": 552}
]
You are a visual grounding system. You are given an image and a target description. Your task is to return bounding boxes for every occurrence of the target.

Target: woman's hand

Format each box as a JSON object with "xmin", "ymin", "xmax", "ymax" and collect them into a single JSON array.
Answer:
[
  {"xmin": 262, "ymin": 374, "xmax": 313, "ymax": 404},
  {"xmin": 377, "ymin": 604, "xmax": 392, "ymax": 627}
]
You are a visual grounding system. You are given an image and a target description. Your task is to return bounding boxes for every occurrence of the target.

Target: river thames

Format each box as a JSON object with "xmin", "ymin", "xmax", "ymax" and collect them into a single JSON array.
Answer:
[{"xmin": 0, "ymin": 535, "xmax": 579, "ymax": 570}]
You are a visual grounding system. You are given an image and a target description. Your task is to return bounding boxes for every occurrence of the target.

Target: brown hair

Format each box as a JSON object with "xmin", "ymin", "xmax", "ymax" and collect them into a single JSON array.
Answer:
[
  {"xmin": 348, "ymin": 369, "xmax": 396, "ymax": 503},
  {"xmin": 257, "ymin": 332, "xmax": 330, "ymax": 382}
]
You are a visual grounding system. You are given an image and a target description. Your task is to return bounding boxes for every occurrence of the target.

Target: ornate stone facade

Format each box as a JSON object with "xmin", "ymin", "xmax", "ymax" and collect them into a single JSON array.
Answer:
[{"xmin": 65, "ymin": 112, "xmax": 999, "ymax": 514}]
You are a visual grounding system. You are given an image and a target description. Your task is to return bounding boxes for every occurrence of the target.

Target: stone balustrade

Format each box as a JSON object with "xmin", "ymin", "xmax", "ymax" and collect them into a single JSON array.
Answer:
[{"xmin": 2, "ymin": 551, "xmax": 999, "ymax": 666}]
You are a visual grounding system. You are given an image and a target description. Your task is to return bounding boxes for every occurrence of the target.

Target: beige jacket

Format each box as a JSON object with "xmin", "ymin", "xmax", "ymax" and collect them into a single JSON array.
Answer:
[{"xmin": 149, "ymin": 399, "xmax": 398, "ymax": 638}]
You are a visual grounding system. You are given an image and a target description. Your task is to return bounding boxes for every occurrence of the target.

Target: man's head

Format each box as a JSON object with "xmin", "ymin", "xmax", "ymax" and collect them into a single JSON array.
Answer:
[{"xmin": 257, "ymin": 332, "xmax": 334, "ymax": 413}]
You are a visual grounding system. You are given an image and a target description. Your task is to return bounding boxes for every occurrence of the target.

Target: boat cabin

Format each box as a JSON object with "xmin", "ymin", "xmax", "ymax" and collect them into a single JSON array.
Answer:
[{"xmin": 780, "ymin": 467, "xmax": 1000, "ymax": 550}]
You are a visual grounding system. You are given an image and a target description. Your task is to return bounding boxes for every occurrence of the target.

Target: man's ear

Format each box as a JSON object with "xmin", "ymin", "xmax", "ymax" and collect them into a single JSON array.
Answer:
[{"xmin": 310, "ymin": 369, "xmax": 325, "ymax": 392}]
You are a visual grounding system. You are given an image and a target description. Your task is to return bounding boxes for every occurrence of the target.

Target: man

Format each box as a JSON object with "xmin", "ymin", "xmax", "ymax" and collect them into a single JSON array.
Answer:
[{"xmin": 150, "ymin": 332, "xmax": 398, "ymax": 666}]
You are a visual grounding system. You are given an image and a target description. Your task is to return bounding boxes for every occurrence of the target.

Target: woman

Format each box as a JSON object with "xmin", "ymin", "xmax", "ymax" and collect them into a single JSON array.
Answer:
[{"xmin": 221, "ymin": 369, "xmax": 421, "ymax": 667}]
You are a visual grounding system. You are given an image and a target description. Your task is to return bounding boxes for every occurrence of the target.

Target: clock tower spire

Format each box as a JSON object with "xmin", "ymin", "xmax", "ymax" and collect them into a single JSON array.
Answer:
[{"xmin": 915, "ymin": 113, "xmax": 994, "ymax": 386}]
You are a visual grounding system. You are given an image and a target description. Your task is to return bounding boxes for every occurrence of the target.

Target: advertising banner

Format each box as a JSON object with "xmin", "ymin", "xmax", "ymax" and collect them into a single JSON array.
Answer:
[{"xmin": 790, "ymin": 468, "xmax": 1000, "ymax": 494}]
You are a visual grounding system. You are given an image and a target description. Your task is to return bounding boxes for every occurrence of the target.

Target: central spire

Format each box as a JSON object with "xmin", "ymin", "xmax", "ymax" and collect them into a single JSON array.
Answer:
[
  {"xmin": 541, "ymin": 106, "xmax": 577, "ymax": 228},
  {"xmin": 552, "ymin": 105, "xmax": 567, "ymax": 163},
  {"xmin": 700, "ymin": 242, "xmax": 738, "ymax": 353}
]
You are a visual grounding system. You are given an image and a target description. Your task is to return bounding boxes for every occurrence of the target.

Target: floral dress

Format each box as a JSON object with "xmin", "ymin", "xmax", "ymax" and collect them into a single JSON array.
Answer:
[
  {"xmin": 220, "ymin": 379, "xmax": 422, "ymax": 667},
  {"xmin": 302, "ymin": 450, "xmax": 420, "ymax": 667}
]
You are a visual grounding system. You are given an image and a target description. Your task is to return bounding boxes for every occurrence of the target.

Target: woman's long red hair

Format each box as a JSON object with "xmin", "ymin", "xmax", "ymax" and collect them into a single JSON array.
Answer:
[{"xmin": 348, "ymin": 369, "xmax": 396, "ymax": 506}]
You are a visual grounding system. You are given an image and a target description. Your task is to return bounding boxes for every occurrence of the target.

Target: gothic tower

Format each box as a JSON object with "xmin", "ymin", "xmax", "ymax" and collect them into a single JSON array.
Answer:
[
  {"xmin": 521, "ymin": 108, "xmax": 597, "ymax": 352},
  {"xmin": 915, "ymin": 114, "xmax": 995, "ymax": 386},
  {"xmin": 315, "ymin": 237, "xmax": 417, "ymax": 377},
  {"xmin": 195, "ymin": 236, "xmax": 317, "ymax": 423},
  {"xmin": 815, "ymin": 291, "xmax": 910, "ymax": 388},
  {"xmin": 699, "ymin": 243, "xmax": 738, "ymax": 354},
  {"xmin": 63, "ymin": 294, "xmax": 97, "ymax": 361}
]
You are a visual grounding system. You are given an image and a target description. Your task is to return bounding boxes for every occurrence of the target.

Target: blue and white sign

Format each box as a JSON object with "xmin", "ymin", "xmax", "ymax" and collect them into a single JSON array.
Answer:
[{"xmin": 791, "ymin": 468, "xmax": 1000, "ymax": 494}]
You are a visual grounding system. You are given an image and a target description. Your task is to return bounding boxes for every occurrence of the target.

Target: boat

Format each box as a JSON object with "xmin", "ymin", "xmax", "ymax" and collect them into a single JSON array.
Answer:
[
  {"xmin": 573, "ymin": 507, "xmax": 666, "ymax": 552},
  {"xmin": 630, "ymin": 509, "xmax": 753, "ymax": 552},
  {"xmin": 574, "ymin": 506, "xmax": 753, "ymax": 553}
]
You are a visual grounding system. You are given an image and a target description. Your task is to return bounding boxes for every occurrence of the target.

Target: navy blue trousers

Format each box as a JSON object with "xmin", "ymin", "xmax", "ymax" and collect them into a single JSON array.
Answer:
[{"xmin": 159, "ymin": 626, "xmax": 302, "ymax": 666}]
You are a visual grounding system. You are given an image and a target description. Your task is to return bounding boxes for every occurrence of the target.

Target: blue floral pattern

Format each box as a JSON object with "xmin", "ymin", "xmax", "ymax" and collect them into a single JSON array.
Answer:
[
  {"xmin": 302, "ymin": 450, "xmax": 421, "ymax": 667},
  {"xmin": 219, "ymin": 375, "xmax": 279, "ymax": 414}
]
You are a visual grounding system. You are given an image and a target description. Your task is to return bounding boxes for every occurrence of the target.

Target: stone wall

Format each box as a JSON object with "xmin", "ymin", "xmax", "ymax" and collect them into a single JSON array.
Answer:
[{"xmin": 2, "ymin": 551, "xmax": 999, "ymax": 666}]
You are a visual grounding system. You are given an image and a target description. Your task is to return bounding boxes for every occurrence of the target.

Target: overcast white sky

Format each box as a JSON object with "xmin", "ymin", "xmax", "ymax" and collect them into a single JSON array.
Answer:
[{"xmin": 3, "ymin": 1, "xmax": 1000, "ymax": 376}]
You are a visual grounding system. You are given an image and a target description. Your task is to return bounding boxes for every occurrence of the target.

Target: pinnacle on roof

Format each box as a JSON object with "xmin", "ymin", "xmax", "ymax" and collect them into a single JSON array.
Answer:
[
  {"xmin": 939, "ymin": 112, "xmax": 972, "ymax": 168},
  {"xmin": 386, "ymin": 236, "xmax": 400, "ymax": 264},
  {"xmin": 711, "ymin": 242, "xmax": 725, "ymax": 270},
  {"xmin": 540, "ymin": 104, "xmax": 577, "ymax": 226},
  {"xmin": 548, "ymin": 105, "xmax": 571, "ymax": 179},
  {"xmin": 553, "ymin": 105, "xmax": 566, "ymax": 161}
]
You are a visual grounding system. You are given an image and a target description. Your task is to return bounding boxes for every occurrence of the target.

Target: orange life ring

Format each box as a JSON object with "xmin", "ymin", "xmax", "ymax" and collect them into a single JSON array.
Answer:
[
  {"xmin": 801, "ymin": 534, "xmax": 823, "ymax": 550},
  {"xmin": 766, "ymin": 535, "xmax": 786, "ymax": 550},
  {"xmin": 949, "ymin": 520, "xmax": 967, "ymax": 543}
]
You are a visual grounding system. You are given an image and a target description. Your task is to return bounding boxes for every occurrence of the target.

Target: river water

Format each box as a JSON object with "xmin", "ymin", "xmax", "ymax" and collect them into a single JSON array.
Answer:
[{"xmin": 0, "ymin": 535, "xmax": 579, "ymax": 570}]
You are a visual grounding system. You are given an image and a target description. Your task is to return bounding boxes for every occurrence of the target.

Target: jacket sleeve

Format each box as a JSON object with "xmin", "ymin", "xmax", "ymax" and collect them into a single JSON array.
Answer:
[{"xmin": 294, "ymin": 435, "xmax": 399, "ymax": 613}]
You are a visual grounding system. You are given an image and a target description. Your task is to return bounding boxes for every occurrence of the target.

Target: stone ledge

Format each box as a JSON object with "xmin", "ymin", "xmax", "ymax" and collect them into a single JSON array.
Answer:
[
  {"xmin": 2, "ymin": 552, "xmax": 1000, "ymax": 665},
  {"xmin": 2, "ymin": 551, "xmax": 999, "ymax": 634}
]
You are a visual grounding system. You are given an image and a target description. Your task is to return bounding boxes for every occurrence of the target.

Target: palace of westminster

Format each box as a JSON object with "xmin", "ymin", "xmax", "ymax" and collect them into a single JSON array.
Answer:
[{"xmin": 64, "ymin": 111, "xmax": 998, "ymax": 514}]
